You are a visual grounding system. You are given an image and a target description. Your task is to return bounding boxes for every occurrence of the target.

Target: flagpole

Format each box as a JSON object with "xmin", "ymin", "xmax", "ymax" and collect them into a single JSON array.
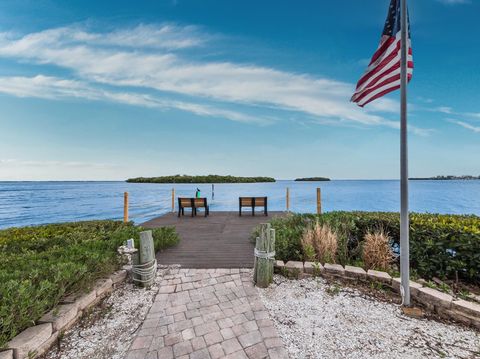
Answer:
[{"xmin": 400, "ymin": 0, "xmax": 410, "ymax": 306}]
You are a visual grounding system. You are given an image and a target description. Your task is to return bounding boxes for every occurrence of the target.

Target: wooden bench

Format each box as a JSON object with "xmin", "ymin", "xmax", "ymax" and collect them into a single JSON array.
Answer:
[
  {"xmin": 178, "ymin": 197, "xmax": 209, "ymax": 217},
  {"xmin": 239, "ymin": 197, "xmax": 268, "ymax": 216}
]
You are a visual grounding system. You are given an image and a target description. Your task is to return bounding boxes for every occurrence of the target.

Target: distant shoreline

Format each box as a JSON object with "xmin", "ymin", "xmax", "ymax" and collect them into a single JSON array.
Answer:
[
  {"xmin": 126, "ymin": 175, "xmax": 276, "ymax": 184},
  {"xmin": 294, "ymin": 177, "xmax": 330, "ymax": 182},
  {"xmin": 410, "ymin": 175, "xmax": 480, "ymax": 181}
]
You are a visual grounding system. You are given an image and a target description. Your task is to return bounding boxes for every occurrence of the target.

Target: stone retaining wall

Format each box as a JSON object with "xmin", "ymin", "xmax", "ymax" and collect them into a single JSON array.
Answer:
[
  {"xmin": 276, "ymin": 260, "xmax": 480, "ymax": 330},
  {"xmin": 1, "ymin": 269, "xmax": 128, "ymax": 359}
]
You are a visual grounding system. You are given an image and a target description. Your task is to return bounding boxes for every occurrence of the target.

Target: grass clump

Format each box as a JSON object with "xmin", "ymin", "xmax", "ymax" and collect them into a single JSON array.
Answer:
[
  {"xmin": 301, "ymin": 221, "xmax": 338, "ymax": 264},
  {"xmin": 0, "ymin": 220, "xmax": 179, "ymax": 348},
  {"xmin": 362, "ymin": 229, "xmax": 394, "ymax": 271}
]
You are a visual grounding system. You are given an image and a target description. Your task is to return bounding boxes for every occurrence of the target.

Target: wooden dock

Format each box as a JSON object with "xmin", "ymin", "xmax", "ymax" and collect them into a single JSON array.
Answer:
[{"xmin": 141, "ymin": 211, "xmax": 286, "ymax": 268}]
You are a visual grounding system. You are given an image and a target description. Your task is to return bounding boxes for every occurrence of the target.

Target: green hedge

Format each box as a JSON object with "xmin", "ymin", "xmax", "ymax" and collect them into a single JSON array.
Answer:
[
  {"xmin": 263, "ymin": 212, "xmax": 480, "ymax": 284},
  {"xmin": 0, "ymin": 221, "xmax": 179, "ymax": 348}
]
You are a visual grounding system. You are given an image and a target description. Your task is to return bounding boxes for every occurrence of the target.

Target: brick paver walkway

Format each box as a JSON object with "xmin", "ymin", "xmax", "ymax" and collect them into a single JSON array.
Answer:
[{"xmin": 125, "ymin": 268, "xmax": 288, "ymax": 359}]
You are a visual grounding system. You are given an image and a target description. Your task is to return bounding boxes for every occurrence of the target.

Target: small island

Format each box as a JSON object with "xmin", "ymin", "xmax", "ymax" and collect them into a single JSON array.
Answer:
[
  {"xmin": 126, "ymin": 175, "xmax": 276, "ymax": 183},
  {"xmin": 295, "ymin": 177, "xmax": 331, "ymax": 182},
  {"xmin": 410, "ymin": 175, "xmax": 480, "ymax": 180}
]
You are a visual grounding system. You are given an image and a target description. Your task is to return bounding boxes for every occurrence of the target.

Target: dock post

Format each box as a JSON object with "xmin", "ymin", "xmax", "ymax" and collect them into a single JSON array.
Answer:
[
  {"xmin": 132, "ymin": 230, "xmax": 156, "ymax": 287},
  {"xmin": 171, "ymin": 188, "xmax": 175, "ymax": 213},
  {"xmin": 123, "ymin": 192, "xmax": 129, "ymax": 222},
  {"xmin": 254, "ymin": 223, "xmax": 275, "ymax": 288},
  {"xmin": 316, "ymin": 188, "xmax": 322, "ymax": 215},
  {"xmin": 286, "ymin": 187, "xmax": 290, "ymax": 212}
]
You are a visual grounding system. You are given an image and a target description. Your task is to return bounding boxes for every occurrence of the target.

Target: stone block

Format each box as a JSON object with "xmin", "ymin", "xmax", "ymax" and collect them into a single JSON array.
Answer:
[
  {"xmin": 95, "ymin": 278, "xmax": 113, "ymax": 298},
  {"xmin": 0, "ymin": 350, "xmax": 13, "ymax": 359},
  {"xmin": 392, "ymin": 278, "xmax": 423, "ymax": 297},
  {"xmin": 367, "ymin": 270, "xmax": 392, "ymax": 285},
  {"xmin": 304, "ymin": 262, "xmax": 323, "ymax": 275},
  {"xmin": 7, "ymin": 323, "xmax": 52, "ymax": 359},
  {"xmin": 284, "ymin": 261, "xmax": 303, "ymax": 278},
  {"xmin": 35, "ymin": 330, "xmax": 60, "ymax": 358},
  {"xmin": 452, "ymin": 299, "xmax": 480, "ymax": 318},
  {"xmin": 111, "ymin": 270, "xmax": 128, "ymax": 285},
  {"xmin": 75, "ymin": 290, "xmax": 97, "ymax": 311},
  {"xmin": 323, "ymin": 263, "xmax": 345, "ymax": 277},
  {"xmin": 344, "ymin": 266, "xmax": 366, "ymax": 280},
  {"xmin": 417, "ymin": 287, "xmax": 453, "ymax": 309},
  {"xmin": 39, "ymin": 303, "xmax": 78, "ymax": 332},
  {"xmin": 273, "ymin": 260, "xmax": 285, "ymax": 274}
]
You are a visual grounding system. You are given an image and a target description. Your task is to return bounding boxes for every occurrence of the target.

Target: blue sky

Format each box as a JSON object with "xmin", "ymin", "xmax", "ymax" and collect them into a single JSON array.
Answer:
[{"xmin": 0, "ymin": 0, "xmax": 478, "ymax": 180}]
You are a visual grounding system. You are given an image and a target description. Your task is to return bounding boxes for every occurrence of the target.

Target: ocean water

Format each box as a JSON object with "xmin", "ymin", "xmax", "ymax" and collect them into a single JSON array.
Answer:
[{"xmin": 0, "ymin": 180, "xmax": 479, "ymax": 229}]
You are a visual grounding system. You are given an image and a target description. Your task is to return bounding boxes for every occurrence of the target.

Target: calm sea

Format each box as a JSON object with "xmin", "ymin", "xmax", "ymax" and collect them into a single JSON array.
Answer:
[{"xmin": 0, "ymin": 180, "xmax": 479, "ymax": 229}]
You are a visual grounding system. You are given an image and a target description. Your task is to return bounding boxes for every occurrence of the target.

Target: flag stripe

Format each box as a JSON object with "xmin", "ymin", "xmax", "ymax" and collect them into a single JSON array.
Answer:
[
  {"xmin": 351, "ymin": 0, "xmax": 413, "ymax": 107},
  {"xmin": 353, "ymin": 59, "xmax": 413, "ymax": 102}
]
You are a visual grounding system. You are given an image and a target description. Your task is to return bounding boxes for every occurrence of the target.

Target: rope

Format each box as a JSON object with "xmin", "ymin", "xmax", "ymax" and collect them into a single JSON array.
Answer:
[
  {"xmin": 254, "ymin": 248, "xmax": 276, "ymax": 259},
  {"xmin": 132, "ymin": 258, "xmax": 157, "ymax": 284}
]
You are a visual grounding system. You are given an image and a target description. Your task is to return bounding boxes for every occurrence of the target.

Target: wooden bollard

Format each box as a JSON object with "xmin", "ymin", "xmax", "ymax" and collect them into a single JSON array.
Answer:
[
  {"xmin": 254, "ymin": 223, "xmax": 275, "ymax": 288},
  {"xmin": 316, "ymin": 188, "xmax": 322, "ymax": 215},
  {"xmin": 286, "ymin": 187, "xmax": 290, "ymax": 212},
  {"xmin": 123, "ymin": 192, "xmax": 129, "ymax": 222},
  {"xmin": 132, "ymin": 230, "xmax": 156, "ymax": 287},
  {"xmin": 171, "ymin": 188, "xmax": 175, "ymax": 212}
]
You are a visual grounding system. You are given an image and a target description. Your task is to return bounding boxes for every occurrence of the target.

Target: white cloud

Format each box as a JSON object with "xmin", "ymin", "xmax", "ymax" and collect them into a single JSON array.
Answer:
[
  {"xmin": 0, "ymin": 75, "xmax": 271, "ymax": 125},
  {"xmin": 0, "ymin": 24, "xmax": 430, "ymax": 132},
  {"xmin": 448, "ymin": 119, "xmax": 480, "ymax": 133}
]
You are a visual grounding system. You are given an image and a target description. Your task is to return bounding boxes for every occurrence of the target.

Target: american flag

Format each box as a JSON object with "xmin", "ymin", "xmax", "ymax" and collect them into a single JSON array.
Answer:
[{"xmin": 351, "ymin": 0, "xmax": 413, "ymax": 107}]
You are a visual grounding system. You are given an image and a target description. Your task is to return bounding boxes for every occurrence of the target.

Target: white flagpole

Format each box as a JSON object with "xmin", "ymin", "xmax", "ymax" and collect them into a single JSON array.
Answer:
[{"xmin": 400, "ymin": 0, "xmax": 410, "ymax": 306}]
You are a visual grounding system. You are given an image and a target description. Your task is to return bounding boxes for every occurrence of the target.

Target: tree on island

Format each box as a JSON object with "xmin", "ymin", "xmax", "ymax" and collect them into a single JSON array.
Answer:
[{"xmin": 126, "ymin": 175, "xmax": 276, "ymax": 183}]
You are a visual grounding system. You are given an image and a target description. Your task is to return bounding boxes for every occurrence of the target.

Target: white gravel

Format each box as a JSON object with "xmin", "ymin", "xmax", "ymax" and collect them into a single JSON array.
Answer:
[
  {"xmin": 43, "ymin": 266, "xmax": 177, "ymax": 359},
  {"xmin": 259, "ymin": 275, "xmax": 480, "ymax": 359}
]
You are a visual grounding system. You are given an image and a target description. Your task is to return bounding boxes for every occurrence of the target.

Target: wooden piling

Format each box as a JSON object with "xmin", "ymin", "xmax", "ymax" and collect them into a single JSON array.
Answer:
[
  {"xmin": 254, "ymin": 223, "xmax": 275, "ymax": 288},
  {"xmin": 316, "ymin": 187, "xmax": 322, "ymax": 215},
  {"xmin": 286, "ymin": 187, "xmax": 290, "ymax": 212},
  {"xmin": 171, "ymin": 188, "xmax": 175, "ymax": 212},
  {"xmin": 123, "ymin": 192, "xmax": 129, "ymax": 222}
]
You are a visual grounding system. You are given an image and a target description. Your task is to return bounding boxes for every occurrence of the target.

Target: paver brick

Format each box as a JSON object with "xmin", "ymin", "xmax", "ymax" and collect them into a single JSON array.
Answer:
[
  {"xmin": 204, "ymin": 331, "xmax": 223, "ymax": 346},
  {"xmin": 238, "ymin": 330, "xmax": 262, "ymax": 348},
  {"xmin": 208, "ymin": 343, "xmax": 225, "ymax": 359},
  {"xmin": 173, "ymin": 341, "xmax": 193, "ymax": 357},
  {"xmin": 245, "ymin": 342, "xmax": 268, "ymax": 359},
  {"xmin": 190, "ymin": 348, "xmax": 211, "ymax": 359},
  {"xmin": 191, "ymin": 336, "xmax": 207, "ymax": 351},
  {"xmin": 221, "ymin": 337, "xmax": 242, "ymax": 354}
]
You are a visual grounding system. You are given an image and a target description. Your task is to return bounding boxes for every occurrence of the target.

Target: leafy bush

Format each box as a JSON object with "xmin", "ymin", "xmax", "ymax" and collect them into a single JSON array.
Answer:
[
  {"xmin": 0, "ymin": 221, "xmax": 179, "ymax": 348},
  {"xmin": 263, "ymin": 212, "xmax": 480, "ymax": 284}
]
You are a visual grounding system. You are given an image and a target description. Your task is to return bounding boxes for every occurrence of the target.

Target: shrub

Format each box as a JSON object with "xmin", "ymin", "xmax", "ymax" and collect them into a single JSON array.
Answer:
[
  {"xmin": 263, "ymin": 212, "xmax": 480, "ymax": 284},
  {"xmin": 0, "ymin": 221, "xmax": 179, "ymax": 349},
  {"xmin": 301, "ymin": 221, "xmax": 338, "ymax": 264},
  {"xmin": 362, "ymin": 229, "xmax": 394, "ymax": 271}
]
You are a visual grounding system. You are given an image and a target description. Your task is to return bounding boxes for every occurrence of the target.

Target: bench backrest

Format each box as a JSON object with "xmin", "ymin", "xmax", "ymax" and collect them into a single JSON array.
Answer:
[
  {"xmin": 239, "ymin": 197, "xmax": 267, "ymax": 207},
  {"xmin": 193, "ymin": 198, "xmax": 207, "ymax": 207},
  {"xmin": 178, "ymin": 198, "xmax": 193, "ymax": 207},
  {"xmin": 178, "ymin": 197, "xmax": 208, "ymax": 208}
]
